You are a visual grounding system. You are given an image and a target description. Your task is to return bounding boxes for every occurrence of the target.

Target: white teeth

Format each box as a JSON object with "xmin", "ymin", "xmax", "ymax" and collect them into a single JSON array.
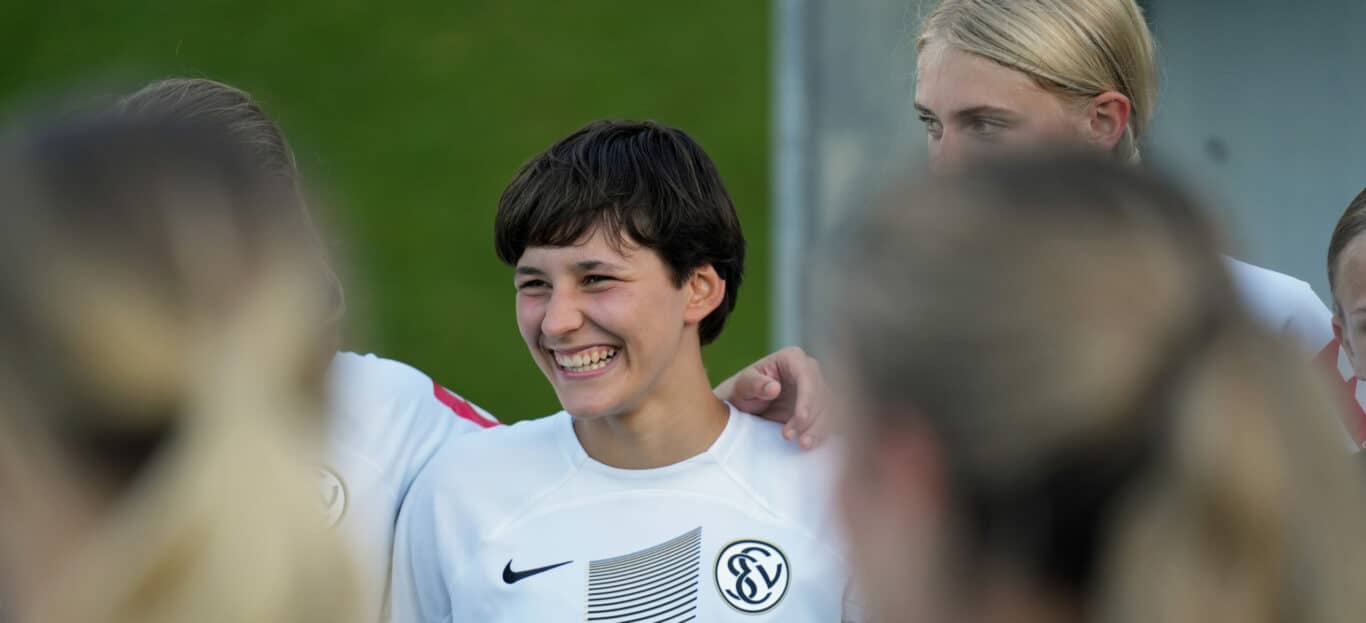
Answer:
[{"xmin": 553, "ymin": 347, "xmax": 618, "ymax": 372}]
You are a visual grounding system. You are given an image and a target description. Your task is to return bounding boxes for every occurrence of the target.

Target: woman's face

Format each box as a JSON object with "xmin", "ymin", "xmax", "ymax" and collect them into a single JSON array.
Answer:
[
  {"xmin": 1333, "ymin": 235, "xmax": 1366, "ymax": 378},
  {"xmin": 514, "ymin": 228, "xmax": 706, "ymax": 421},
  {"xmin": 915, "ymin": 42, "xmax": 1094, "ymax": 171}
]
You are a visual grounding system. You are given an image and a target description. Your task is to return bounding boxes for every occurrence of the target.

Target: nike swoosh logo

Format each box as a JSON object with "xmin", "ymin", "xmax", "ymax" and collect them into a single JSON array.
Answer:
[{"xmin": 502, "ymin": 559, "xmax": 573, "ymax": 584}]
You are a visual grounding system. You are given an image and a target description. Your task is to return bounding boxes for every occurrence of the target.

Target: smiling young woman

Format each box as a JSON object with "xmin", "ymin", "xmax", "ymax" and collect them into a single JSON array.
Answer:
[{"xmin": 390, "ymin": 121, "xmax": 853, "ymax": 622}]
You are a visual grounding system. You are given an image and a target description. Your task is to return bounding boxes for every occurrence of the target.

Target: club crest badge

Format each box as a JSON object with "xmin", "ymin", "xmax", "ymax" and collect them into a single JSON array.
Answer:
[
  {"xmin": 715, "ymin": 539, "xmax": 789, "ymax": 614},
  {"xmin": 317, "ymin": 467, "xmax": 347, "ymax": 527}
]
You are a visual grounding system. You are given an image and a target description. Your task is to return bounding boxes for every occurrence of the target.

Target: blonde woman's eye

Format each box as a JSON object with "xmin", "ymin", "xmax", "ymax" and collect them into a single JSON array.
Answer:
[
  {"xmin": 918, "ymin": 116, "xmax": 943, "ymax": 138},
  {"xmin": 969, "ymin": 118, "xmax": 1005, "ymax": 136}
]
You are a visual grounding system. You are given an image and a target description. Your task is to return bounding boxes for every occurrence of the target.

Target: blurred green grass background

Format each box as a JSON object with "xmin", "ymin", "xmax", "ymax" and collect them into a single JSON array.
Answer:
[{"xmin": 0, "ymin": 1, "xmax": 771, "ymax": 422}]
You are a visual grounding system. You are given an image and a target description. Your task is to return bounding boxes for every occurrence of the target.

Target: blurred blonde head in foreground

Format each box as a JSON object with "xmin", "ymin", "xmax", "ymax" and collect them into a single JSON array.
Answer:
[
  {"xmin": 820, "ymin": 154, "xmax": 1366, "ymax": 623},
  {"xmin": 0, "ymin": 109, "xmax": 356, "ymax": 622}
]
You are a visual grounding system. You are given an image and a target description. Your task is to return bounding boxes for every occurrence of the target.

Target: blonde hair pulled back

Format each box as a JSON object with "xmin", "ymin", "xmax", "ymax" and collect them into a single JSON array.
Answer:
[{"xmin": 920, "ymin": 0, "xmax": 1157, "ymax": 163}]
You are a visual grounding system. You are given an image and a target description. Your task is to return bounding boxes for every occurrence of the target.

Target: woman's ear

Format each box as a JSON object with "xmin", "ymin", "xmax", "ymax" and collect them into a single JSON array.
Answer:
[
  {"xmin": 683, "ymin": 265, "xmax": 726, "ymax": 325},
  {"xmin": 1335, "ymin": 314, "xmax": 1355, "ymax": 362},
  {"xmin": 1085, "ymin": 91, "xmax": 1133, "ymax": 151}
]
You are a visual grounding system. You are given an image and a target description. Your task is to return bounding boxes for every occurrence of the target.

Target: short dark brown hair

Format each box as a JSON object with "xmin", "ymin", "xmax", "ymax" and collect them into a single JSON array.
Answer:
[
  {"xmin": 1328, "ymin": 187, "xmax": 1366, "ymax": 315},
  {"xmin": 495, "ymin": 120, "xmax": 745, "ymax": 345}
]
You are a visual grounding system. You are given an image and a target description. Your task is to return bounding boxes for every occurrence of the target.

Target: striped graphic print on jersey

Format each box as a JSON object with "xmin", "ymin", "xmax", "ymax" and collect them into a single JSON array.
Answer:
[{"xmin": 586, "ymin": 527, "xmax": 702, "ymax": 623}]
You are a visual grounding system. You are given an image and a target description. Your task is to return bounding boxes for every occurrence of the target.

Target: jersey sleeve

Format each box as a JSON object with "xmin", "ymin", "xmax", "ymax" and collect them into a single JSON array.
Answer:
[
  {"xmin": 1282, "ymin": 280, "xmax": 1334, "ymax": 353},
  {"xmin": 393, "ymin": 383, "xmax": 499, "ymax": 508},
  {"xmin": 389, "ymin": 461, "xmax": 459, "ymax": 623},
  {"xmin": 394, "ymin": 380, "xmax": 498, "ymax": 507},
  {"xmin": 429, "ymin": 383, "xmax": 500, "ymax": 432}
]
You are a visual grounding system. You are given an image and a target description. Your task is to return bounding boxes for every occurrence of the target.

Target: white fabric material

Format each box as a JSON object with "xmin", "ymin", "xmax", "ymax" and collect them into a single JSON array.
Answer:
[
  {"xmin": 325, "ymin": 352, "xmax": 495, "ymax": 621},
  {"xmin": 1225, "ymin": 257, "xmax": 1333, "ymax": 351},
  {"xmin": 390, "ymin": 405, "xmax": 851, "ymax": 622}
]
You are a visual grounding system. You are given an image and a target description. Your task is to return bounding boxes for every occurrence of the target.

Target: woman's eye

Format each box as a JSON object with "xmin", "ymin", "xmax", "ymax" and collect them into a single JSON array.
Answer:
[
  {"xmin": 919, "ymin": 116, "xmax": 943, "ymax": 138},
  {"xmin": 584, "ymin": 275, "xmax": 614, "ymax": 286},
  {"xmin": 969, "ymin": 118, "xmax": 1006, "ymax": 136},
  {"xmin": 517, "ymin": 280, "xmax": 548, "ymax": 291}
]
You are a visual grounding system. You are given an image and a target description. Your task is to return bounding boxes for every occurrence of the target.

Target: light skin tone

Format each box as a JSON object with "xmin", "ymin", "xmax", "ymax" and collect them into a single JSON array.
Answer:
[
  {"xmin": 515, "ymin": 228, "xmax": 732, "ymax": 469},
  {"xmin": 1332, "ymin": 236, "xmax": 1366, "ymax": 376},
  {"xmin": 914, "ymin": 42, "xmax": 1132, "ymax": 170},
  {"xmin": 717, "ymin": 346, "xmax": 829, "ymax": 448}
]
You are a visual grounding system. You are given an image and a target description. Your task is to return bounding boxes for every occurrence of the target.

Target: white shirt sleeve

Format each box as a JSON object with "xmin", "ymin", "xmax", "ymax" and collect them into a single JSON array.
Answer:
[
  {"xmin": 429, "ymin": 383, "xmax": 500, "ymax": 432},
  {"xmin": 389, "ymin": 462, "xmax": 457, "ymax": 623},
  {"xmin": 1281, "ymin": 280, "xmax": 1335, "ymax": 353},
  {"xmin": 399, "ymin": 383, "xmax": 498, "ymax": 503},
  {"xmin": 327, "ymin": 353, "xmax": 500, "ymax": 622},
  {"xmin": 1224, "ymin": 257, "xmax": 1333, "ymax": 353}
]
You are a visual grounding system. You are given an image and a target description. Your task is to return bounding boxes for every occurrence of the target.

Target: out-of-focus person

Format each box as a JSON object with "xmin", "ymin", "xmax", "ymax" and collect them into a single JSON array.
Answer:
[
  {"xmin": 0, "ymin": 110, "xmax": 357, "ymax": 623},
  {"xmin": 819, "ymin": 154, "xmax": 1366, "ymax": 623},
  {"xmin": 911, "ymin": 0, "xmax": 1362, "ymax": 442}
]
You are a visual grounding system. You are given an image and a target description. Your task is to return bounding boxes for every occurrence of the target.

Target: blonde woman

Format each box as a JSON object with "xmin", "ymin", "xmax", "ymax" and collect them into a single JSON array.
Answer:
[
  {"xmin": 910, "ymin": 0, "xmax": 1360, "ymax": 441},
  {"xmin": 0, "ymin": 112, "xmax": 356, "ymax": 621},
  {"xmin": 822, "ymin": 153, "xmax": 1366, "ymax": 623}
]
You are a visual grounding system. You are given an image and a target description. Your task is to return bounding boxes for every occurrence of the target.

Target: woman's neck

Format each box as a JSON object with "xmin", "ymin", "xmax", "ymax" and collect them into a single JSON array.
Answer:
[{"xmin": 573, "ymin": 350, "xmax": 729, "ymax": 470}]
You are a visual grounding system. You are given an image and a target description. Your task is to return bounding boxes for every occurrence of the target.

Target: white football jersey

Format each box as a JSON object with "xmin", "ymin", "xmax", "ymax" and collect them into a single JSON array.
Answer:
[
  {"xmin": 390, "ymin": 404, "xmax": 852, "ymax": 623},
  {"xmin": 1225, "ymin": 257, "xmax": 1333, "ymax": 350},
  {"xmin": 1224, "ymin": 258, "xmax": 1366, "ymax": 448},
  {"xmin": 324, "ymin": 352, "xmax": 498, "ymax": 620}
]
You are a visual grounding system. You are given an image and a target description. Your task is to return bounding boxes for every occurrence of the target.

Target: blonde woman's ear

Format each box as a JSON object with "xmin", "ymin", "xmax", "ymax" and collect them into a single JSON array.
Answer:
[{"xmin": 1086, "ymin": 91, "xmax": 1133, "ymax": 152}]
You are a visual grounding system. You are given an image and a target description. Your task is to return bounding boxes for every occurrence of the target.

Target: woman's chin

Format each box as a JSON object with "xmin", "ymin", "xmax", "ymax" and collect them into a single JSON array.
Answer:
[{"xmin": 558, "ymin": 394, "xmax": 623, "ymax": 421}]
